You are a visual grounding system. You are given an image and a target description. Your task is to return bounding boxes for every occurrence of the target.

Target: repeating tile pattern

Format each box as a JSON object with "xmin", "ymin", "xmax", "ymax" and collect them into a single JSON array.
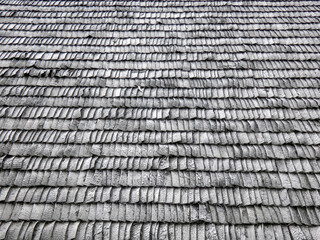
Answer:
[{"xmin": 0, "ymin": 0, "xmax": 320, "ymax": 239}]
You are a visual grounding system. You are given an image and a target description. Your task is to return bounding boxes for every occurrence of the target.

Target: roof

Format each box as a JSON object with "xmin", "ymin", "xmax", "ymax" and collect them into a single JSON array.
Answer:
[{"xmin": 0, "ymin": 0, "xmax": 320, "ymax": 239}]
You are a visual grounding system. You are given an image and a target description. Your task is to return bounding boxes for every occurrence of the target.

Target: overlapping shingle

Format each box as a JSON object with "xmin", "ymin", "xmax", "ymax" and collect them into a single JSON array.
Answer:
[{"xmin": 0, "ymin": 0, "xmax": 320, "ymax": 239}]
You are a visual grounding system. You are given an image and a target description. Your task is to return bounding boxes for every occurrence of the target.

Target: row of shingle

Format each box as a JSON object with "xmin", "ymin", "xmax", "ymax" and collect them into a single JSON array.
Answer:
[
  {"xmin": 5, "ymin": 59, "xmax": 320, "ymax": 70},
  {"xmin": 1, "ymin": 186, "xmax": 319, "ymax": 206},
  {"xmin": 1, "ymin": 36, "xmax": 319, "ymax": 47},
  {"xmin": 1, "ymin": 202, "xmax": 319, "ymax": 224},
  {"xmin": 1, "ymin": 107, "xmax": 319, "ymax": 120},
  {"xmin": 0, "ymin": 130, "xmax": 319, "ymax": 145},
  {"xmin": 2, "ymin": 22, "xmax": 320, "ymax": 31},
  {"xmin": 2, "ymin": 86, "xmax": 319, "ymax": 99},
  {"xmin": 3, "ymin": 96, "xmax": 319, "ymax": 109},
  {"xmin": 30, "ymin": 6, "xmax": 319, "ymax": 12},
  {"xmin": 1, "ymin": 170, "xmax": 319, "ymax": 189},
  {"xmin": 1, "ymin": 46, "xmax": 318, "ymax": 60},
  {"xmin": 0, "ymin": 86, "xmax": 319, "ymax": 99},
  {"xmin": 4, "ymin": 68, "xmax": 320, "ymax": 79},
  {"xmin": 0, "ymin": 221, "xmax": 318, "ymax": 240},
  {"xmin": 6, "ymin": 23, "xmax": 320, "ymax": 39},
  {"xmin": 2, "ymin": 9, "xmax": 320, "ymax": 19},
  {"xmin": 2, "ymin": 0, "xmax": 319, "ymax": 7},
  {"xmin": 3, "ymin": 142, "xmax": 320, "ymax": 158},
  {"xmin": 4, "ymin": 51, "xmax": 320, "ymax": 61},
  {"xmin": 1, "ymin": 77, "xmax": 319, "ymax": 89},
  {"xmin": 1, "ymin": 3, "xmax": 320, "ymax": 12},
  {"xmin": 3, "ymin": 29, "xmax": 320, "ymax": 39},
  {"xmin": 2, "ymin": 156, "xmax": 318, "ymax": 173},
  {"xmin": 2, "ymin": 16, "xmax": 320, "ymax": 25},
  {"xmin": 1, "ymin": 118, "xmax": 318, "ymax": 134}
]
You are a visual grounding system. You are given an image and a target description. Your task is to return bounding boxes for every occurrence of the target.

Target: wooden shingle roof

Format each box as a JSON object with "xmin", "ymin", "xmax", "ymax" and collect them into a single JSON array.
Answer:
[{"xmin": 0, "ymin": 0, "xmax": 320, "ymax": 239}]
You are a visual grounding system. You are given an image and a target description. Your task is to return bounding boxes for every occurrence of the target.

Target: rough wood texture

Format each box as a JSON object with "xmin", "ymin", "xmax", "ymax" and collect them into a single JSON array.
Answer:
[{"xmin": 0, "ymin": 0, "xmax": 320, "ymax": 239}]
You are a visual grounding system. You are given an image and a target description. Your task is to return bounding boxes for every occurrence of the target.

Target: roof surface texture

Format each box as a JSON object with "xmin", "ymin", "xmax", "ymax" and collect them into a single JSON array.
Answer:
[{"xmin": 0, "ymin": 0, "xmax": 320, "ymax": 239}]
